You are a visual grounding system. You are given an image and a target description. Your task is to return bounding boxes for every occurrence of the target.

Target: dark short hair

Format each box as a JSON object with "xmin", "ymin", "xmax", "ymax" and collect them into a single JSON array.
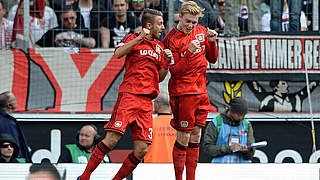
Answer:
[
  {"xmin": 29, "ymin": 159, "xmax": 61, "ymax": 180},
  {"xmin": 141, "ymin": 8, "xmax": 163, "ymax": 28},
  {"xmin": 60, "ymin": 5, "xmax": 75, "ymax": 15}
]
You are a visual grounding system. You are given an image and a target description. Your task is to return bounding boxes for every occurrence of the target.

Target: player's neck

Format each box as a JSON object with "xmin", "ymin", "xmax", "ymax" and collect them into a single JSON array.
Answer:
[
  {"xmin": 145, "ymin": 34, "xmax": 154, "ymax": 41},
  {"xmin": 176, "ymin": 23, "xmax": 189, "ymax": 34}
]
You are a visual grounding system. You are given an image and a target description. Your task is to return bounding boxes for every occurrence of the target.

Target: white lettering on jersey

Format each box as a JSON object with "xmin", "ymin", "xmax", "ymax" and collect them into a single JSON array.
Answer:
[{"xmin": 140, "ymin": 49, "xmax": 159, "ymax": 59}]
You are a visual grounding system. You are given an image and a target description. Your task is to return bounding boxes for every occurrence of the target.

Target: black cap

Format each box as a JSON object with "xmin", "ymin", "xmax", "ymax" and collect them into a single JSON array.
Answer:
[{"xmin": 229, "ymin": 97, "xmax": 248, "ymax": 115}]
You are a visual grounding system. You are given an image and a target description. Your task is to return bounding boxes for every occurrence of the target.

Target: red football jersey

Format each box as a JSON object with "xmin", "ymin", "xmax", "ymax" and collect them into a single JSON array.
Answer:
[
  {"xmin": 162, "ymin": 24, "xmax": 218, "ymax": 96},
  {"xmin": 117, "ymin": 33, "xmax": 165, "ymax": 99}
]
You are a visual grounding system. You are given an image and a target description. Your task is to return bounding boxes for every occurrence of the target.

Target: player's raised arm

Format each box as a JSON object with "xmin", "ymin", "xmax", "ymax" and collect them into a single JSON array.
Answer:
[
  {"xmin": 114, "ymin": 28, "xmax": 150, "ymax": 58},
  {"xmin": 205, "ymin": 28, "xmax": 219, "ymax": 64}
]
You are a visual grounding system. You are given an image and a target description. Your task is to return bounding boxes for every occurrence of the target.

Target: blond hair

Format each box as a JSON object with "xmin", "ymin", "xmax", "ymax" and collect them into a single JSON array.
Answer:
[{"xmin": 180, "ymin": 1, "xmax": 203, "ymax": 17}]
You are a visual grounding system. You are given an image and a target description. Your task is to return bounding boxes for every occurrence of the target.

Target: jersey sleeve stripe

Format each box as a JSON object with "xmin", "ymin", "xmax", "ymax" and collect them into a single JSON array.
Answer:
[{"xmin": 163, "ymin": 28, "xmax": 177, "ymax": 49}]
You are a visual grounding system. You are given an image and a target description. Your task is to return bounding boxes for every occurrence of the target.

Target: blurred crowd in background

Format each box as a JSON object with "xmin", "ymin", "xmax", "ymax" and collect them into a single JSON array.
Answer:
[{"xmin": 0, "ymin": 0, "xmax": 318, "ymax": 49}]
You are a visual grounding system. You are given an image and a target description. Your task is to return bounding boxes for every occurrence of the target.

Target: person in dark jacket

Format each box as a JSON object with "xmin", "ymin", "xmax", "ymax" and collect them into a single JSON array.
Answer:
[
  {"xmin": 0, "ymin": 91, "xmax": 31, "ymax": 162},
  {"xmin": 36, "ymin": 5, "xmax": 96, "ymax": 48},
  {"xmin": 0, "ymin": 133, "xmax": 20, "ymax": 163}
]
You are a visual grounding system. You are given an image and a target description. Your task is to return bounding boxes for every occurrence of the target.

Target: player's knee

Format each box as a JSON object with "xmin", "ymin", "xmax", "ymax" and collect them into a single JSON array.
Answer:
[
  {"xmin": 105, "ymin": 132, "xmax": 122, "ymax": 148},
  {"xmin": 176, "ymin": 131, "xmax": 191, "ymax": 146},
  {"xmin": 190, "ymin": 132, "xmax": 201, "ymax": 140},
  {"xmin": 190, "ymin": 131, "xmax": 201, "ymax": 142},
  {"xmin": 135, "ymin": 146, "xmax": 148, "ymax": 159}
]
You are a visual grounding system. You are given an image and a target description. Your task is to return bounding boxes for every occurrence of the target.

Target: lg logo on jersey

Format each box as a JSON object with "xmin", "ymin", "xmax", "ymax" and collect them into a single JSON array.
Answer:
[{"xmin": 140, "ymin": 50, "xmax": 159, "ymax": 59}]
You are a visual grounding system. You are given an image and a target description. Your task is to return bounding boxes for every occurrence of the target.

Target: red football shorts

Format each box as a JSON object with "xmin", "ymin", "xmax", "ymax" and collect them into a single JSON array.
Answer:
[
  {"xmin": 104, "ymin": 92, "xmax": 153, "ymax": 144},
  {"xmin": 170, "ymin": 93, "xmax": 210, "ymax": 132}
]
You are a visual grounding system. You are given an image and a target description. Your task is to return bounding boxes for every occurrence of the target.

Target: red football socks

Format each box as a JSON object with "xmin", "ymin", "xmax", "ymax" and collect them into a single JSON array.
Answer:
[
  {"xmin": 186, "ymin": 143, "xmax": 199, "ymax": 180},
  {"xmin": 113, "ymin": 151, "xmax": 141, "ymax": 180},
  {"xmin": 172, "ymin": 141, "xmax": 187, "ymax": 180},
  {"xmin": 80, "ymin": 141, "xmax": 111, "ymax": 180}
]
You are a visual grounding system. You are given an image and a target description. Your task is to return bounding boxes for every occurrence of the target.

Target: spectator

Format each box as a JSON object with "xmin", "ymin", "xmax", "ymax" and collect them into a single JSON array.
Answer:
[
  {"xmin": 0, "ymin": 133, "xmax": 20, "ymax": 163},
  {"xmin": 1, "ymin": 0, "xmax": 16, "ymax": 17},
  {"xmin": 8, "ymin": 0, "xmax": 58, "ymax": 44},
  {"xmin": 144, "ymin": 93, "xmax": 176, "ymax": 163},
  {"xmin": 11, "ymin": 0, "xmax": 45, "ymax": 49},
  {"xmin": 260, "ymin": 0, "xmax": 270, "ymax": 17},
  {"xmin": 27, "ymin": 158, "xmax": 61, "ymax": 180},
  {"xmin": 149, "ymin": 0, "xmax": 167, "ymax": 12},
  {"xmin": 174, "ymin": 0, "xmax": 218, "ymax": 30},
  {"xmin": 262, "ymin": 0, "xmax": 307, "ymax": 31},
  {"xmin": 100, "ymin": 0, "xmax": 141, "ymax": 48},
  {"xmin": 129, "ymin": 0, "xmax": 147, "ymax": 20},
  {"xmin": 270, "ymin": 0, "xmax": 302, "ymax": 31},
  {"xmin": 0, "ymin": 91, "xmax": 31, "ymax": 162},
  {"xmin": 224, "ymin": 0, "xmax": 261, "ymax": 35},
  {"xmin": 0, "ymin": 0, "xmax": 13, "ymax": 49},
  {"xmin": 72, "ymin": 0, "xmax": 108, "ymax": 47},
  {"xmin": 238, "ymin": 0, "xmax": 248, "ymax": 32},
  {"xmin": 302, "ymin": 0, "xmax": 312, "ymax": 31},
  {"xmin": 213, "ymin": 0, "xmax": 225, "ymax": 33},
  {"xmin": 36, "ymin": 5, "xmax": 95, "ymax": 48},
  {"xmin": 202, "ymin": 97, "xmax": 255, "ymax": 163},
  {"xmin": 58, "ymin": 124, "xmax": 111, "ymax": 163}
]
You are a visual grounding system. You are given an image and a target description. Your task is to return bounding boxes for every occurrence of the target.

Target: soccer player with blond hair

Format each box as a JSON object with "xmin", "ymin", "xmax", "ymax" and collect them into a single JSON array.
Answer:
[{"xmin": 162, "ymin": 1, "xmax": 219, "ymax": 179}]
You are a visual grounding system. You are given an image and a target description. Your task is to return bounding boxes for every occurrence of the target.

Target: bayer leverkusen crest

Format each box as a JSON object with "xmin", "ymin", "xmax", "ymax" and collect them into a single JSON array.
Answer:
[
  {"xmin": 156, "ymin": 44, "xmax": 162, "ymax": 55},
  {"xmin": 195, "ymin": 33, "xmax": 205, "ymax": 42}
]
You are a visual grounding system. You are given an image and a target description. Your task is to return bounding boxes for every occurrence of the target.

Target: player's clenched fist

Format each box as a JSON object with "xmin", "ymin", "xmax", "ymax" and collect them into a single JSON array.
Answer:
[
  {"xmin": 188, "ymin": 40, "xmax": 201, "ymax": 53},
  {"xmin": 161, "ymin": 49, "xmax": 173, "ymax": 70},
  {"xmin": 207, "ymin": 28, "xmax": 218, "ymax": 42},
  {"xmin": 138, "ymin": 28, "xmax": 150, "ymax": 40},
  {"xmin": 163, "ymin": 49, "xmax": 173, "ymax": 60}
]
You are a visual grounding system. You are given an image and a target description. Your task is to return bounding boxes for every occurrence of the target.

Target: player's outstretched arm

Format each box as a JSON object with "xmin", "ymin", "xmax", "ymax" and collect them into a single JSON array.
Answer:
[{"xmin": 114, "ymin": 28, "xmax": 150, "ymax": 58}]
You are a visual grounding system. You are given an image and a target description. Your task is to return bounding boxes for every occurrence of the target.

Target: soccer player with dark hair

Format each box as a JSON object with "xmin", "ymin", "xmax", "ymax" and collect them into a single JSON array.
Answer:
[
  {"xmin": 162, "ymin": 1, "xmax": 219, "ymax": 179},
  {"xmin": 78, "ymin": 8, "xmax": 173, "ymax": 180}
]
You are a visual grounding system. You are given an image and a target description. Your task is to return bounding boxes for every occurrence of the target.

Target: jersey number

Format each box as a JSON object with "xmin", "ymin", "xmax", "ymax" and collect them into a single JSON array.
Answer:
[{"xmin": 148, "ymin": 128, "xmax": 153, "ymax": 139}]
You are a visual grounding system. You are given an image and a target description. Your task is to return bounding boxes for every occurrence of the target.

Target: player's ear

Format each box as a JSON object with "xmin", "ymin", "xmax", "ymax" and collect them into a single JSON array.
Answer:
[{"xmin": 146, "ymin": 22, "xmax": 152, "ymax": 30}]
